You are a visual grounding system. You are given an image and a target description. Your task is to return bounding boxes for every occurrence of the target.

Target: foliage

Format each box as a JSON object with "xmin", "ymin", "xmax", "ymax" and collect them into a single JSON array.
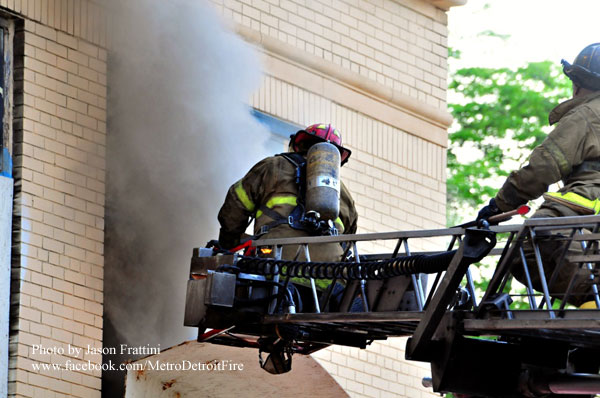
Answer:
[{"xmin": 447, "ymin": 60, "xmax": 571, "ymax": 224}]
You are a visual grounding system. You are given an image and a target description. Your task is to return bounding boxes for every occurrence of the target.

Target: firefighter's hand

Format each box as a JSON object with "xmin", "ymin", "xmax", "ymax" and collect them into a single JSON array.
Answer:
[{"xmin": 477, "ymin": 198, "xmax": 501, "ymax": 223}]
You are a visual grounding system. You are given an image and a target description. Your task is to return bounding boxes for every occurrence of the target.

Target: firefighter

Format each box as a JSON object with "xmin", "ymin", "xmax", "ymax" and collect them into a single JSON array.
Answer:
[
  {"xmin": 477, "ymin": 43, "xmax": 600, "ymax": 306},
  {"xmin": 217, "ymin": 123, "xmax": 358, "ymax": 310}
]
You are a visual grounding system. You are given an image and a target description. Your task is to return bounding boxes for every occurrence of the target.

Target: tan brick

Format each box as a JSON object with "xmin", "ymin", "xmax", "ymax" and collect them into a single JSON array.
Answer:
[
  {"xmin": 42, "ymin": 262, "xmax": 64, "ymax": 280},
  {"xmin": 67, "ymin": 310, "xmax": 90, "ymax": 330},
  {"xmin": 71, "ymin": 383, "xmax": 97, "ymax": 398},
  {"xmin": 45, "ymin": 41, "xmax": 67, "ymax": 60},
  {"xmin": 24, "ymin": 81, "xmax": 46, "ymax": 98},
  {"xmin": 25, "ymin": 57, "xmax": 46, "ymax": 74},
  {"xmin": 64, "ymin": 269, "xmax": 85, "ymax": 285},
  {"xmin": 64, "ymin": 219, "xmax": 85, "ymax": 236},
  {"xmin": 21, "ymin": 256, "xmax": 43, "ymax": 273},
  {"xmin": 57, "ymin": 31, "xmax": 78, "ymax": 49},
  {"xmin": 66, "ymin": 96, "xmax": 86, "ymax": 113},
  {"xmin": 19, "ymin": 306, "xmax": 41, "ymax": 323},
  {"xmin": 67, "ymin": 48, "xmax": 88, "ymax": 67},
  {"xmin": 88, "ymin": 81, "xmax": 106, "ymax": 97},
  {"xmin": 53, "ymin": 204, "xmax": 75, "ymax": 221},
  {"xmin": 21, "ymin": 281, "xmax": 42, "ymax": 298},
  {"xmin": 77, "ymin": 40, "xmax": 98, "ymax": 58},
  {"xmin": 35, "ymin": 48, "xmax": 58, "ymax": 66},
  {"xmin": 30, "ymin": 270, "xmax": 52, "ymax": 289},
  {"xmin": 65, "ymin": 296, "xmax": 85, "ymax": 311},
  {"xmin": 76, "ymin": 88, "xmax": 98, "ymax": 106},
  {"xmin": 82, "ymin": 324, "xmax": 101, "ymax": 341},
  {"xmin": 72, "ymin": 284, "xmax": 94, "ymax": 300},
  {"xmin": 52, "ymin": 277, "xmax": 73, "ymax": 295},
  {"xmin": 25, "ymin": 33, "xmax": 47, "ymax": 52},
  {"xmin": 88, "ymin": 105, "xmax": 105, "ymax": 121},
  {"xmin": 42, "ymin": 287, "xmax": 64, "ymax": 304},
  {"xmin": 75, "ymin": 112, "xmax": 97, "ymax": 129},
  {"xmin": 78, "ymin": 65, "xmax": 97, "ymax": 82}
]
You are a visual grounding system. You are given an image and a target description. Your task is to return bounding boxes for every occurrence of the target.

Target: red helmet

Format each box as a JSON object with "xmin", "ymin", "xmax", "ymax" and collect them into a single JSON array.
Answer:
[{"xmin": 290, "ymin": 123, "xmax": 352, "ymax": 165}]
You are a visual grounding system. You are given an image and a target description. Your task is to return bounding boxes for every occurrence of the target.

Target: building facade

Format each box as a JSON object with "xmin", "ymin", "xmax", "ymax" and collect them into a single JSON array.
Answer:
[
  {"xmin": 215, "ymin": 0, "xmax": 458, "ymax": 395},
  {"xmin": 3, "ymin": 0, "xmax": 462, "ymax": 397}
]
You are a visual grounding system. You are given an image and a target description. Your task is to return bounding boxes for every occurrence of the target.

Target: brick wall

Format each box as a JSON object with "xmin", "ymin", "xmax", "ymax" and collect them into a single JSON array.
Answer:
[
  {"xmin": 219, "ymin": 0, "xmax": 452, "ymax": 397},
  {"xmin": 213, "ymin": 0, "xmax": 449, "ymax": 109},
  {"xmin": 249, "ymin": 68, "xmax": 444, "ymax": 398},
  {"xmin": 8, "ymin": 1, "xmax": 107, "ymax": 397},
  {"xmin": 4, "ymin": 0, "xmax": 452, "ymax": 396}
]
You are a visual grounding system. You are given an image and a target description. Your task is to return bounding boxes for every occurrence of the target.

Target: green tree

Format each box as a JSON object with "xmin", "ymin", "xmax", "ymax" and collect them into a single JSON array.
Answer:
[{"xmin": 447, "ymin": 60, "xmax": 571, "ymax": 225}]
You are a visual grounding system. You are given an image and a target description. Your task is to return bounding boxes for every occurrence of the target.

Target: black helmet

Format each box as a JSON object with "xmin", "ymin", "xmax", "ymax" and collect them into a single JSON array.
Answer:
[{"xmin": 562, "ymin": 43, "xmax": 600, "ymax": 91}]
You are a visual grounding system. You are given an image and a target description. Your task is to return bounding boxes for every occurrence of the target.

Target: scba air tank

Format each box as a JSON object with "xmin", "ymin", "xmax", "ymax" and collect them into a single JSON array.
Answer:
[{"xmin": 306, "ymin": 142, "xmax": 341, "ymax": 221}]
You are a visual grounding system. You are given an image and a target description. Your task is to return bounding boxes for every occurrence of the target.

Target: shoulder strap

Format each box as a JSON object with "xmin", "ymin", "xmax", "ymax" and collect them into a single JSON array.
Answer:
[
  {"xmin": 277, "ymin": 152, "xmax": 306, "ymax": 168},
  {"xmin": 276, "ymin": 152, "xmax": 306, "ymax": 203}
]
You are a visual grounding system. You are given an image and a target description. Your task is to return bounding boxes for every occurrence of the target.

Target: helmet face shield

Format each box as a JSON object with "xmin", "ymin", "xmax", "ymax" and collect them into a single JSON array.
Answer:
[{"xmin": 291, "ymin": 124, "xmax": 352, "ymax": 165}]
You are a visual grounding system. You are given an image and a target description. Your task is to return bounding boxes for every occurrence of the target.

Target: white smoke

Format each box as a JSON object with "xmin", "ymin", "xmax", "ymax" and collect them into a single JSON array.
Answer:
[{"xmin": 104, "ymin": 0, "xmax": 270, "ymax": 354}]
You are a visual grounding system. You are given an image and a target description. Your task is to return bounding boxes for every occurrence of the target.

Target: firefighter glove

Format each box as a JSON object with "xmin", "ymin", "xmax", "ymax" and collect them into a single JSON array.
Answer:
[{"xmin": 477, "ymin": 198, "xmax": 501, "ymax": 222}]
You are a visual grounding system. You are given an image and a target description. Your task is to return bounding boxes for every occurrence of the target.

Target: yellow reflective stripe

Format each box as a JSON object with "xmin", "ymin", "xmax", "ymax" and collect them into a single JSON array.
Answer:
[
  {"xmin": 256, "ymin": 196, "xmax": 298, "ymax": 219},
  {"xmin": 334, "ymin": 217, "xmax": 344, "ymax": 231},
  {"xmin": 266, "ymin": 196, "xmax": 297, "ymax": 208},
  {"xmin": 234, "ymin": 181, "xmax": 255, "ymax": 212},
  {"xmin": 544, "ymin": 191, "xmax": 600, "ymax": 214}
]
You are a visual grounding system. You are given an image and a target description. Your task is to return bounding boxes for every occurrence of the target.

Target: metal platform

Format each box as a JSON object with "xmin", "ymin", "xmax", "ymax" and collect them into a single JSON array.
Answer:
[{"xmin": 185, "ymin": 215, "xmax": 600, "ymax": 397}]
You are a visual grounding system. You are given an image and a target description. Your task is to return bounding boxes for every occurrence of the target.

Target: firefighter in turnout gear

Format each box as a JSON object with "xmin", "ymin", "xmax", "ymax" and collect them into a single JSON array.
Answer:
[
  {"xmin": 217, "ymin": 124, "xmax": 358, "ymax": 305},
  {"xmin": 477, "ymin": 43, "xmax": 600, "ymax": 306}
]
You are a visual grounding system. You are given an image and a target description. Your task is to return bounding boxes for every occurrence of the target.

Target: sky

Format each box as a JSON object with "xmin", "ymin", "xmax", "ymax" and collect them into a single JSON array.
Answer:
[{"xmin": 448, "ymin": 0, "xmax": 600, "ymax": 70}]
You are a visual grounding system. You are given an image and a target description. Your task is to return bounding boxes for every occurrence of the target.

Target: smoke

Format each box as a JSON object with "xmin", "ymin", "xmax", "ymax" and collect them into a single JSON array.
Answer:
[{"xmin": 104, "ymin": 0, "xmax": 269, "ymax": 357}]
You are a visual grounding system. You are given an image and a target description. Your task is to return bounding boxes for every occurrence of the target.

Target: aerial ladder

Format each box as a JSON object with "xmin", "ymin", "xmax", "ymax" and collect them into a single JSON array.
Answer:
[{"xmin": 184, "ymin": 214, "xmax": 600, "ymax": 397}]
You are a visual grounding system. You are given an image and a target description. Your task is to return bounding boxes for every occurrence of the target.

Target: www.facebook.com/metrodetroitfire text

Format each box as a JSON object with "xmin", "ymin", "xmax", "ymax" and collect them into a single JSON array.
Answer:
[{"xmin": 29, "ymin": 344, "xmax": 245, "ymax": 372}]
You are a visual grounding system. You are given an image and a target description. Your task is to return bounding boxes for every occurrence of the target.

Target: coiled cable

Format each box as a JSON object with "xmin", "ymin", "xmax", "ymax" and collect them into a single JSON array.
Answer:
[{"xmin": 235, "ymin": 250, "xmax": 457, "ymax": 280}]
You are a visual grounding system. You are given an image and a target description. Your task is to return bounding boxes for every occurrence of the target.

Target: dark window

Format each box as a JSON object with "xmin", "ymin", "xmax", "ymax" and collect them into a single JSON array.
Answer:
[{"xmin": 0, "ymin": 18, "xmax": 12, "ymax": 178}]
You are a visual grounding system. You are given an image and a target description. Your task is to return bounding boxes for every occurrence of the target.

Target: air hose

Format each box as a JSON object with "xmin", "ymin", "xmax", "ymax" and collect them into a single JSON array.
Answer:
[{"xmin": 235, "ymin": 250, "xmax": 457, "ymax": 281}]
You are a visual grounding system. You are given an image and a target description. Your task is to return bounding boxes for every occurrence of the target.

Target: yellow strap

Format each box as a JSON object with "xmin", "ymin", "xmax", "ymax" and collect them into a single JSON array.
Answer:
[
  {"xmin": 543, "ymin": 191, "xmax": 600, "ymax": 215},
  {"xmin": 580, "ymin": 301, "xmax": 598, "ymax": 309},
  {"xmin": 256, "ymin": 196, "xmax": 298, "ymax": 219},
  {"xmin": 334, "ymin": 217, "xmax": 344, "ymax": 231},
  {"xmin": 234, "ymin": 181, "xmax": 255, "ymax": 212}
]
